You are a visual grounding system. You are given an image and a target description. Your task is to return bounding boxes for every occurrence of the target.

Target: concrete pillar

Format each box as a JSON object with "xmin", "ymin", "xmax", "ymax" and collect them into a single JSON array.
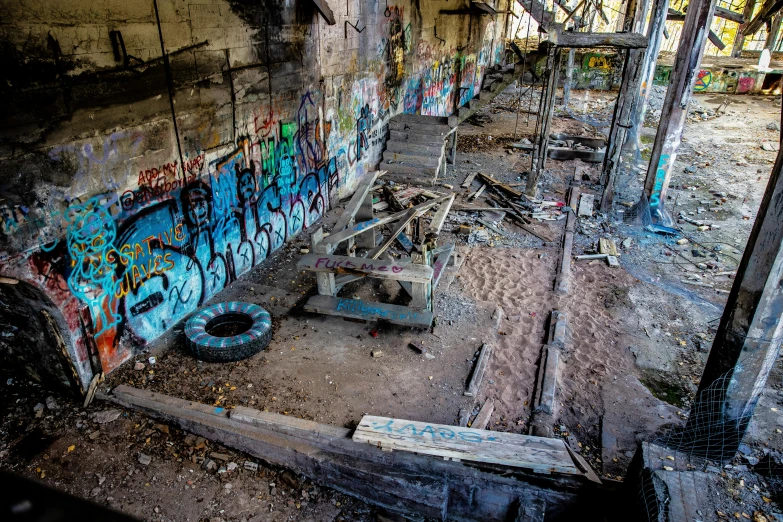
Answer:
[
  {"xmin": 642, "ymin": 0, "xmax": 718, "ymax": 223},
  {"xmin": 691, "ymin": 124, "xmax": 783, "ymax": 452},
  {"xmin": 562, "ymin": 49, "xmax": 575, "ymax": 107},
  {"xmin": 625, "ymin": 0, "xmax": 670, "ymax": 151},
  {"xmin": 732, "ymin": 0, "xmax": 757, "ymax": 57}
]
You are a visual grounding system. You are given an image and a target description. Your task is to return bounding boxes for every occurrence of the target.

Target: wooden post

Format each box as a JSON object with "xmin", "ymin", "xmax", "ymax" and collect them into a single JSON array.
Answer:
[
  {"xmin": 562, "ymin": 49, "xmax": 575, "ymax": 107},
  {"xmin": 356, "ymin": 192, "xmax": 375, "ymax": 248},
  {"xmin": 642, "ymin": 0, "xmax": 718, "ymax": 223},
  {"xmin": 311, "ymin": 228, "xmax": 336, "ymax": 296},
  {"xmin": 411, "ymin": 249, "xmax": 432, "ymax": 310},
  {"xmin": 600, "ymin": 48, "xmax": 645, "ymax": 211},
  {"xmin": 625, "ymin": 0, "xmax": 670, "ymax": 152},
  {"xmin": 446, "ymin": 129, "xmax": 458, "ymax": 165},
  {"xmin": 689, "ymin": 136, "xmax": 783, "ymax": 457},
  {"xmin": 527, "ymin": 44, "xmax": 561, "ymax": 196},
  {"xmin": 731, "ymin": 0, "xmax": 756, "ymax": 57},
  {"xmin": 766, "ymin": 13, "xmax": 782, "ymax": 51}
]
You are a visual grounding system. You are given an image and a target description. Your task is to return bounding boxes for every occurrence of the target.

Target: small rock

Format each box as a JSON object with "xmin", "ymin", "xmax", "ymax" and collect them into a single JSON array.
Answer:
[
  {"xmin": 227, "ymin": 462, "xmax": 238, "ymax": 472},
  {"xmin": 203, "ymin": 459, "xmax": 216, "ymax": 471},
  {"xmin": 134, "ymin": 362, "xmax": 145, "ymax": 371},
  {"xmin": 90, "ymin": 487, "xmax": 102, "ymax": 497},
  {"xmin": 224, "ymin": 483, "xmax": 233, "ymax": 491},
  {"xmin": 300, "ymin": 248, "xmax": 310, "ymax": 254},
  {"xmin": 45, "ymin": 397, "xmax": 57, "ymax": 410},
  {"xmin": 148, "ymin": 356, "xmax": 156, "ymax": 365},
  {"xmin": 371, "ymin": 350, "xmax": 384, "ymax": 358},
  {"xmin": 767, "ymin": 122, "xmax": 780, "ymax": 132},
  {"xmin": 33, "ymin": 403, "xmax": 45, "ymax": 418},
  {"xmin": 621, "ymin": 238, "xmax": 632, "ymax": 249},
  {"xmin": 761, "ymin": 142, "xmax": 780, "ymax": 152},
  {"xmin": 93, "ymin": 409, "xmax": 122, "ymax": 424},
  {"xmin": 138, "ymin": 453, "xmax": 152, "ymax": 466}
]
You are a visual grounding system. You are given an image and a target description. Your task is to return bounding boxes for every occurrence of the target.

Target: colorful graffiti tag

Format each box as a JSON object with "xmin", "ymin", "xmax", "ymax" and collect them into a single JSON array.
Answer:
[{"xmin": 693, "ymin": 70, "xmax": 712, "ymax": 92}]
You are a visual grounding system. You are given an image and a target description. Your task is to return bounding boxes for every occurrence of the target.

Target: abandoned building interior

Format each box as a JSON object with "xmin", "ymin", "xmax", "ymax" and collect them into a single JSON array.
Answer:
[{"xmin": 4, "ymin": 0, "xmax": 783, "ymax": 520}]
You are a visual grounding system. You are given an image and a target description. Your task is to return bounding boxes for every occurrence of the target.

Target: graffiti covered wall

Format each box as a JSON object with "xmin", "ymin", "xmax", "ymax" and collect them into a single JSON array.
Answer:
[{"xmin": 0, "ymin": 0, "xmax": 508, "ymax": 388}]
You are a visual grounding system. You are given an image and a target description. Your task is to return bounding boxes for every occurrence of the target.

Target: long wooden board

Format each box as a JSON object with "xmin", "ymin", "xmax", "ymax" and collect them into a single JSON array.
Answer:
[
  {"xmin": 299, "ymin": 254, "xmax": 433, "ymax": 283},
  {"xmin": 353, "ymin": 415, "xmax": 578, "ymax": 475},
  {"xmin": 324, "ymin": 197, "xmax": 446, "ymax": 248},
  {"xmin": 465, "ymin": 343, "xmax": 492, "ymax": 397},
  {"xmin": 304, "ymin": 295, "xmax": 433, "ymax": 327},
  {"xmin": 334, "ymin": 171, "xmax": 383, "ymax": 232}
]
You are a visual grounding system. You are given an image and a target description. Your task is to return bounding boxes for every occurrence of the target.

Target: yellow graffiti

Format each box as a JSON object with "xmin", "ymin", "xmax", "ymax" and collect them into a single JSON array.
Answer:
[{"xmin": 588, "ymin": 56, "xmax": 611, "ymax": 70}]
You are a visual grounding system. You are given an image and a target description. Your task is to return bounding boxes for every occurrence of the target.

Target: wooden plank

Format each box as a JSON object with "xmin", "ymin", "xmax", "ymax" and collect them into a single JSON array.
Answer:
[
  {"xmin": 298, "ymin": 254, "xmax": 433, "ymax": 284},
  {"xmin": 555, "ymin": 187, "xmax": 579, "ymax": 295},
  {"xmin": 396, "ymin": 232, "xmax": 414, "ymax": 253},
  {"xmin": 353, "ymin": 415, "xmax": 577, "ymax": 475},
  {"xmin": 325, "ymin": 198, "xmax": 445, "ymax": 247},
  {"xmin": 356, "ymin": 191, "xmax": 376, "ymax": 249},
  {"xmin": 425, "ymin": 193, "xmax": 455, "ymax": 238},
  {"xmin": 334, "ymin": 171, "xmax": 382, "ymax": 233},
  {"xmin": 477, "ymin": 218, "xmax": 506, "ymax": 237},
  {"xmin": 368, "ymin": 208, "xmax": 419, "ymax": 259},
  {"xmin": 432, "ymin": 243, "xmax": 455, "ymax": 291},
  {"xmin": 552, "ymin": 29, "xmax": 649, "ymax": 48},
  {"xmin": 598, "ymin": 238, "xmax": 618, "ymax": 256},
  {"xmin": 462, "ymin": 172, "xmax": 478, "ymax": 188},
  {"xmin": 304, "ymin": 295, "xmax": 433, "ymax": 328},
  {"xmin": 478, "ymin": 172, "xmax": 523, "ymax": 198},
  {"xmin": 577, "ymin": 194, "xmax": 594, "ymax": 217},
  {"xmin": 472, "ymin": 400, "xmax": 495, "ymax": 430},
  {"xmin": 465, "ymin": 343, "xmax": 492, "ymax": 397},
  {"xmin": 310, "ymin": 0, "xmax": 336, "ymax": 24},
  {"xmin": 468, "ymin": 184, "xmax": 486, "ymax": 201}
]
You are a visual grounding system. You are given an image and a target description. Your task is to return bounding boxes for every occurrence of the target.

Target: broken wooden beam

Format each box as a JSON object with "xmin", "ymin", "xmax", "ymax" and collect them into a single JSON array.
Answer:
[
  {"xmin": 555, "ymin": 187, "xmax": 579, "ymax": 294},
  {"xmin": 100, "ymin": 386, "xmax": 600, "ymax": 521},
  {"xmin": 465, "ymin": 343, "xmax": 492, "ymax": 397},
  {"xmin": 304, "ymin": 295, "xmax": 433, "ymax": 327},
  {"xmin": 472, "ymin": 400, "xmax": 495, "ymax": 430}
]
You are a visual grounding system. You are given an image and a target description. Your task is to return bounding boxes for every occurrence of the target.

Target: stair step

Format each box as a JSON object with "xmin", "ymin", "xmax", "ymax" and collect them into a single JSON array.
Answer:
[
  {"xmin": 386, "ymin": 140, "xmax": 444, "ymax": 155},
  {"xmin": 389, "ymin": 120, "xmax": 451, "ymax": 136},
  {"xmin": 388, "ymin": 130, "xmax": 447, "ymax": 145},
  {"xmin": 382, "ymin": 150, "xmax": 441, "ymax": 167},
  {"xmin": 392, "ymin": 113, "xmax": 449, "ymax": 125},
  {"xmin": 381, "ymin": 171, "xmax": 438, "ymax": 187},
  {"xmin": 381, "ymin": 160, "xmax": 438, "ymax": 177}
]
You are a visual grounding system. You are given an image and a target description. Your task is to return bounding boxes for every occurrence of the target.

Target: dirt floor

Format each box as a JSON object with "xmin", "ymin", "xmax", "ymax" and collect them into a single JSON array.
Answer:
[{"xmin": 3, "ymin": 83, "xmax": 783, "ymax": 521}]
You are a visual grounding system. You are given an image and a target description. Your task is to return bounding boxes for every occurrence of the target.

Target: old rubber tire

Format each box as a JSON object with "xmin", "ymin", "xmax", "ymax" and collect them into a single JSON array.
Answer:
[{"xmin": 185, "ymin": 302, "xmax": 272, "ymax": 362}]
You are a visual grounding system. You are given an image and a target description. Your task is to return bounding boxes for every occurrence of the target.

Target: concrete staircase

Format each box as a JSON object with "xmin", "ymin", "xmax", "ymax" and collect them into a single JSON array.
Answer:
[{"xmin": 381, "ymin": 114, "xmax": 453, "ymax": 186}]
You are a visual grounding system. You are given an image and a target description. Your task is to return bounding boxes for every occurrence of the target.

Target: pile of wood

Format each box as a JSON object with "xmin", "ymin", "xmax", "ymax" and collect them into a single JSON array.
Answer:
[{"xmin": 300, "ymin": 171, "xmax": 456, "ymax": 328}]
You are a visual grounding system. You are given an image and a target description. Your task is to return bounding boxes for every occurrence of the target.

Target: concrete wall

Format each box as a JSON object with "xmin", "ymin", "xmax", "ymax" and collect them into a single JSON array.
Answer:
[{"xmin": 0, "ymin": 0, "xmax": 509, "ymax": 390}]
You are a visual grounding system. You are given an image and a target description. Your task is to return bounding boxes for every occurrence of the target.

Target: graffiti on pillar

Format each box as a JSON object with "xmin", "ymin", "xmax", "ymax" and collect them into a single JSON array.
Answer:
[
  {"xmin": 649, "ymin": 154, "xmax": 670, "ymax": 214},
  {"xmin": 693, "ymin": 70, "xmax": 712, "ymax": 92}
]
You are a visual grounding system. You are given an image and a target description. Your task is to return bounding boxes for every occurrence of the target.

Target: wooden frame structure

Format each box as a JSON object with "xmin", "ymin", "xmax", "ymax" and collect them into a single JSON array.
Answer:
[{"xmin": 300, "ymin": 171, "xmax": 456, "ymax": 328}]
